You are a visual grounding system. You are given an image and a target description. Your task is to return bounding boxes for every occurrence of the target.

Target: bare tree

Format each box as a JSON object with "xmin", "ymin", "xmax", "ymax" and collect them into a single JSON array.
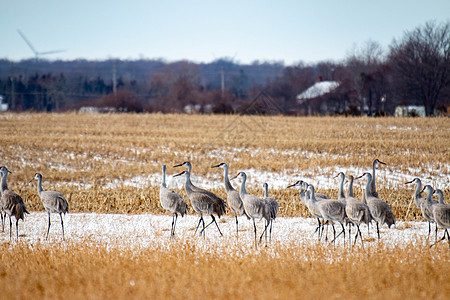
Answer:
[
  {"xmin": 389, "ymin": 21, "xmax": 450, "ymax": 116},
  {"xmin": 346, "ymin": 40, "xmax": 387, "ymax": 115}
]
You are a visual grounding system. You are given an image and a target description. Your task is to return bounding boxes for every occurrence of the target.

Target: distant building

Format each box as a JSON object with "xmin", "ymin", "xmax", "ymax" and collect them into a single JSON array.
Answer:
[
  {"xmin": 297, "ymin": 80, "xmax": 340, "ymax": 104},
  {"xmin": 296, "ymin": 77, "xmax": 352, "ymax": 115},
  {"xmin": 0, "ymin": 95, "xmax": 8, "ymax": 112},
  {"xmin": 394, "ymin": 105, "xmax": 426, "ymax": 117}
]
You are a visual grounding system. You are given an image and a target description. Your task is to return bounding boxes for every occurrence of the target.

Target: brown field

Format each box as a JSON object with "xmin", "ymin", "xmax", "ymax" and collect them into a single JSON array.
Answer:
[
  {"xmin": 0, "ymin": 113, "xmax": 449, "ymax": 299},
  {"xmin": 0, "ymin": 113, "xmax": 448, "ymax": 218},
  {"xmin": 1, "ymin": 239, "xmax": 449, "ymax": 299}
]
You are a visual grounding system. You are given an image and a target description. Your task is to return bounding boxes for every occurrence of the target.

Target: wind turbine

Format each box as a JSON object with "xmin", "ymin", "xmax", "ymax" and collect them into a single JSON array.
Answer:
[{"xmin": 17, "ymin": 29, "xmax": 66, "ymax": 60}]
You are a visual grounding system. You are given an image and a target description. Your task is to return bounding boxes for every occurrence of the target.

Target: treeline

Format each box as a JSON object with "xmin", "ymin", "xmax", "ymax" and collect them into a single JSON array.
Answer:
[{"xmin": 0, "ymin": 21, "xmax": 449, "ymax": 116}]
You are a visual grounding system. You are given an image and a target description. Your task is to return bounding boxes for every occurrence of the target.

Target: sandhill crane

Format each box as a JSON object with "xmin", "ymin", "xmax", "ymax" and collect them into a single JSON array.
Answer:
[
  {"xmin": 0, "ymin": 166, "xmax": 29, "ymax": 240},
  {"xmin": 345, "ymin": 175, "xmax": 372, "ymax": 246},
  {"xmin": 211, "ymin": 162, "xmax": 247, "ymax": 237},
  {"xmin": 287, "ymin": 180, "xmax": 307, "ymax": 206},
  {"xmin": 159, "ymin": 165, "xmax": 187, "ymax": 238},
  {"xmin": 356, "ymin": 172, "xmax": 395, "ymax": 240},
  {"xmin": 362, "ymin": 159, "xmax": 386, "ymax": 203},
  {"xmin": 262, "ymin": 182, "xmax": 278, "ymax": 242},
  {"xmin": 230, "ymin": 172, "xmax": 273, "ymax": 248},
  {"xmin": 287, "ymin": 180, "xmax": 324, "ymax": 239},
  {"xmin": 308, "ymin": 184, "xmax": 346, "ymax": 244},
  {"xmin": 0, "ymin": 168, "xmax": 6, "ymax": 232},
  {"xmin": 173, "ymin": 170, "xmax": 226, "ymax": 237},
  {"xmin": 430, "ymin": 189, "xmax": 450, "ymax": 247},
  {"xmin": 335, "ymin": 172, "xmax": 346, "ymax": 202},
  {"xmin": 30, "ymin": 172, "xmax": 69, "ymax": 240},
  {"xmin": 405, "ymin": 178, "xmax": 435, "ymax": 235}
]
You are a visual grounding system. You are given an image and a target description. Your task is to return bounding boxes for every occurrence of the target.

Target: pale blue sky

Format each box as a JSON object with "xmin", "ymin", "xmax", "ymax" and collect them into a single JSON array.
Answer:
[{"xmin": 1, "ymin": 0, "xmax": 449, "ymax": 65}]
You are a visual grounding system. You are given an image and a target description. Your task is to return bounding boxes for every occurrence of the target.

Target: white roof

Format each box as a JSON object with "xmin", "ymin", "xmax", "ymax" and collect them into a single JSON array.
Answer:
[{"xmin": 297, "ymin": 81, "xmax": 340, "ymax": 100}]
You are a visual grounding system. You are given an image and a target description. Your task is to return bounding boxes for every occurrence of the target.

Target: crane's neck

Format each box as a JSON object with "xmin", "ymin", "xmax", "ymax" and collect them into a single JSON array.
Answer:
[
  {"xmin": 161, "ymin": 166, "xmax": 167, "ymax": 188},
  {"xmin": 346, "ymin": 177, "xmax": 354, "ymax": 198},
  {"xmin": 371, "ymin": 162, "xmax": 377, "ymax": 193},
  {"xmin": 239, "ymin": 174, "xmax": 248, "ymax": 196},
  {"xmin": 425, "ymin": 188, "xmax": 433, "ymax": 206},
  {"xmin": 182, "ymin": 172, "xmax": 195, "ymax": 196},
  {"xmin": 36, "ymin": 177, "xmax": 44, "ymax": 194},
  {"xmin": 413, "ymin": 180, "xmax": 422, "ymax": 197},
  {"xmin": 222, "ymin": 166, "xmax": 235, "ymax": 192},
  {"xmin": 338, "ymin": 174, "xmax": 345, "ymax": 201},
  {"xmin": 309, "ymin": 186, "xmax": 317, "ymax": 204},
  {"xmin": 0, "ymin": 172, "xmax": 7, "ymax": 193},
  {"xmin": 305, "ymin": 190, "xmax": 311, "ymax": 203},
  {"xmin": 264, "ymin": 184, "xmax": 269, "ymax": 198},
  {"xmin": 364, "ymin": 174, "xmax": 372, "ymax": 199}
]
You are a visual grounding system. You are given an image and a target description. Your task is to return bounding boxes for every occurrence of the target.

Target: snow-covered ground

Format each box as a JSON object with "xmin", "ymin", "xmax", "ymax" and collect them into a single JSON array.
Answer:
[{"xmin": 1, "ymin": 212, "xmax": 441, "ymax": 254}]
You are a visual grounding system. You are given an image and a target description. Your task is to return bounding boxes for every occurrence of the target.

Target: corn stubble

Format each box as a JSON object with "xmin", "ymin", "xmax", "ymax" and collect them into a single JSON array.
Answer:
[
  {"xmin": 0, "ymin": 113, "xmax": 449, "ymax": 299},
  {"xmin": 1, "ymin": 113, "xmax": 447, "ymax": 220},
  {"xmin": 0, "ymin": 240, "xmax": 448, "ymax": 299}
]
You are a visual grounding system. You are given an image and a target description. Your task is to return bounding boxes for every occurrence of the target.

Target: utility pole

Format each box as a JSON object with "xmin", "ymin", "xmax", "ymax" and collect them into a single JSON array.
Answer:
[
  {"xmin": 220, "ymin": 67, "xmax": 225, "ymax": 98},
  {"xmin": 112, "ymin": 64, "xmax": 117, "ymax": 95}
]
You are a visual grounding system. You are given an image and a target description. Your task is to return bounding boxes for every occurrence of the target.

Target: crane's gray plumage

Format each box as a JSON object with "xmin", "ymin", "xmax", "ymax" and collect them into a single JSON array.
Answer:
[
  {"xmin": 308, "ymin": 184, "xmax": 346, "ymax": 244},
  {"xmin": 30, "ymin": 172, "xmax": 69, "ymax": 240},
  {"xmin": 430, "ymin": 189, "xmax": 450, "ymax": 246},
  {"xmin": 0, "ymin": 166, "xmax": 29, "ymax": 240},
  {"xmin": 159, "ymin": 165, "xmax": 187, "ymax": 238},
  {"xmin": 263, "ymin": 182, "xmax": 278, "ymax": 242},
  {"xmin": 405, "ymin": 178, "xmax": 435, "ymax": 235},
  {"xmin": 174, "ymin": 161, "xmax": 226, "ymax": 204},
  {"xmin": 357, "ymin": 172, "xmax": 395, "ymax": 240},
  {"xmin": 362, "ymin": 159, "xmax": 386, "ymax": 203},
  {"xmin": 231, "ymin": 172, "xmax": 273, "ymax": 247},
  {"xmin": 211, "ymin": 162, "xmax": 247, "ymax": 237},
  {"xmin": 174, "ymin": 170, "xmax": 226, "ymax": 237},
  {"xmin": 345, "ymin": 175, "xmax": 372, "ymax": 246}
]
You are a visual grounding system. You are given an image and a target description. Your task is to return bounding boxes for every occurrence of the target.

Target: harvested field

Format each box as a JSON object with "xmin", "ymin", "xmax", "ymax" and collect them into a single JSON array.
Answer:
[{"xmin": 0, "ymin": 113, "xmax": 449, "ymax": 299}]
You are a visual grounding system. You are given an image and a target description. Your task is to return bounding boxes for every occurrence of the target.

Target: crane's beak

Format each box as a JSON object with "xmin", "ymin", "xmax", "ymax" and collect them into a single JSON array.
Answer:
[
  {"xmin": 378, "ymin": 160, "xmax": 387, "ymax": 165},
  {"xmin": 230, "ymin": 173, "xmax": 240, "ymax": 180},
  {"xmin": 173, "ymin": 171, "xmax": 185, "ymax": 177},
  {"xmin": 355, "ymin": 173, "xmax": 365, "ymax": 179},
  {"xmin": 405, "ymin": 179, "xmax": 414, "ymax": 184},
  {"xmin": 173, "ymin": 163, "xmax": 183, "ymax": 168},
  {"xmin": 211, "ymin": 164, "xmax": 221, "ymax": 168}
]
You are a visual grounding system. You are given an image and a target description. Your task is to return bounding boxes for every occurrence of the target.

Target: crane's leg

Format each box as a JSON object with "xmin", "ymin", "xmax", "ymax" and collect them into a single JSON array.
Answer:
[
  {"xmin": 172, "ymin": 213, "xmax": 178, "ymax": 238},
  {"xmin": 331, "ymin": 223, "xmax": 345, "ymax": 244},
  {"xmin": 60, "ymin": 213, "xmax": 65, "ymax": 241},
  {"xmin": 331, "ymin": 223, "xmax": 336, "ymax": 244},
  {"xmin": 313, "ymin": 218, "xmax": 321, "ymax": 240},
  {"xmin": 170, "ymin": 213, "xmax": 176, "ymax": 238},
  {"xmin": 9, "ymin": 216, "xmax": 12, "ymax": 240},
  {"xmin": 46, "ymin": 212, "xmax": 51, "ymax": 240},
  {"xmin": 1, "ymin": 210, "xmax": 4, "ymax": 232},
  {"xmin": 435, "ymin": 223, "xmax": 438, "ymax": 244},
  {"xmin": 259, "ymin": 220, "xmax": 270, "ymax": 245},
  {"xmin": 354, "ymin": 224, "xmax": 364, "ymax": 248},
  {"xmin": 253, "ymin": 218, "xmax": 258, "ymax": 248},
  {"xmin": 201, "ymin": 215, "xmax": 223, "ymax": 236},
  {"xmin": 376, "ymin": 222, "xmax": 380, "ymax": 240},
  {"xmin": 194, "ymin": 216, "xmax": 203, "ymax": 236},
  {"xmin": 16, "ymin": 219, "xmax": 19, "ymax": 240},
  {"xmin": 269, "ymin": 220, "xmax": 273, "ymax": 242},
  {"xmin": 234, "ymin": 213, "xmax": 239, "ymax": 238},
  {"xmin": 428, "ymin": 221, "xmax": 431, "ymax": 236},
  {"xmin": 430, "ymin": 229, "xmax": 449, "ymax": 248},
  {"xmin": 349, "ymin": 223, "xmax": 352, "ymax": 244}
]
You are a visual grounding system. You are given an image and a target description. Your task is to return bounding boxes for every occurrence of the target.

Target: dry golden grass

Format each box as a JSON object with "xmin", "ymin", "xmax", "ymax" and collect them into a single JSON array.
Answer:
[
  {"xmin": 0, "ymin": 240, "xmax": 448, "ymax": 299},
  {"xmin": 0, "ymin": 113, "xmax": 449, "ymax": 220},
  {"xmin": 1, "ymin": 113, "xmax": 450, "ymax": 299}
]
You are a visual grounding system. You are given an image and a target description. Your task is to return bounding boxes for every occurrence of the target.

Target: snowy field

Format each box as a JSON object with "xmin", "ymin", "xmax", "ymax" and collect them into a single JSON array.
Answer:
[{"xmin": 1, "ymin": 212, "xmax": 441, "ymax": 254}]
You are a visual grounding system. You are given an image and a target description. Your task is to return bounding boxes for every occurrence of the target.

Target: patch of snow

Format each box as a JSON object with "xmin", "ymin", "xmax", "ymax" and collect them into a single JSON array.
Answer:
[{"xmin": 3, "ymin": 212, "xmax": 441, "ymax": 256}]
